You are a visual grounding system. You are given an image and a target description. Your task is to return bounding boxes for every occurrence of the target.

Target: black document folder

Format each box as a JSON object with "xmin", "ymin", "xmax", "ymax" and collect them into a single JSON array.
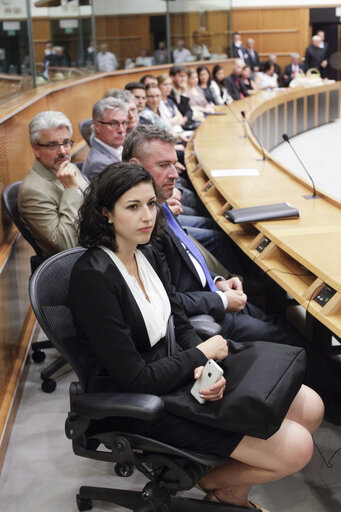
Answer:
[{"xmin": 224, "ymin": 202, "xmax": 300, "ymax": 224}]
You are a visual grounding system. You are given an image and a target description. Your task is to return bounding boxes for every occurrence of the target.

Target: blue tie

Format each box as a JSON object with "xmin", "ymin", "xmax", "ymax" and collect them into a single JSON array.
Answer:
[{"xmin": 162, "ymin": 204, "xmax": 218, "ymax": 292}]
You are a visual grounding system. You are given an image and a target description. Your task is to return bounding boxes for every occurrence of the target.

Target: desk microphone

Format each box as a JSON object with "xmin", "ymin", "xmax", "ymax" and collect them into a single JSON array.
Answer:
[
  {"xmin": 241, "ymin": 110, "xmax": 266, "ymax": 161},
  {"xmin": 282, "ymin": 133, "xmax": 319, "ymax": 199},
  {"xmin": 225, "ymin": 103, "xmax": 247, "ymax": 137}
]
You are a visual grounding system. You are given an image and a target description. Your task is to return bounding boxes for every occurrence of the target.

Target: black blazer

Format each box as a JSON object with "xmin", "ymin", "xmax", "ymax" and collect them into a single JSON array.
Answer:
[
  {"xmin": 230, "ymin": 44, "xmax": 249, "ymax": 62},
  {"xmin": 225, "ymin": 73, "xmax": 250, "ymax": 101},
  {"xmin": 157, "ymin": 226, "xmax": 226, "ymax": 322},
  {"xmin": 69, "ymin": 245, "xmax": 206, "ymax": 395},
  {"xmin": 304, "ymin": 45, "xmax": 325, "ymax": 72},
  {"xmin": 245, "ymin": 50, "xmax": 260, "ymax": 70},
  {"xmin": 283, "ymin": 63, "xmax": 304, "ymax": 86}
]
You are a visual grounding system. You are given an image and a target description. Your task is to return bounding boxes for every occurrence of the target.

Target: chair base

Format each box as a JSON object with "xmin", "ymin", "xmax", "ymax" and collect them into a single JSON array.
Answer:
[{"xmin": 77, "ymin": 485, "xmax": 256, "ymax": 511}]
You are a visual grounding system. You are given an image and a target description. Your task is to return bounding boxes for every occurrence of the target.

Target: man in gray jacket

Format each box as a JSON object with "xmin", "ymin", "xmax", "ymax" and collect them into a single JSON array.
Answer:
[
  {"xmin": 18, "ymin": 111, "xmax": 88, "ymax": 257},
  {"xmin": 82, "ymin": 97, "xmax": 128, "ymax": 182}
]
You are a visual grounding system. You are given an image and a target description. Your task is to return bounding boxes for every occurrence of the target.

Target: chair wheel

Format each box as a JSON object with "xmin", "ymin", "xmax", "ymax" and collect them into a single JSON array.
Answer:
[
  {"xmin": 115, "ymin": 462, "xmax": 134, "ymax": 477},
  {"xmin": 32, "ymin": 350, "xmax": 46, "ymax": 363},
  {"xmin": 41, "ymin": 378, "xmax": 56, "ymax": 393},
  {"xmin": 76, "ymin": 494, "xmax": 92, "ymax": 511}
]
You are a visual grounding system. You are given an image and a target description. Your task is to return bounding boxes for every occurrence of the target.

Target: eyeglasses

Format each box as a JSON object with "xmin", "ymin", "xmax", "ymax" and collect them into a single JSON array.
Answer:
[
  {"xmin": 97, "ymin": 120, "xmax": 128, "ymax": 128},
  {"xmin": 36, "ymin": 139, "xmax": 74, "ymax": 151}
]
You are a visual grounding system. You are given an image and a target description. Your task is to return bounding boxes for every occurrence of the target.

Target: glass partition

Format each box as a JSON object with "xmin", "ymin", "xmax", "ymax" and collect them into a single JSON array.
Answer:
[
  {"xmin": 0, "ymin": 0, "xmax": 232, "ymax": 105},
  {"xmin": 168, "ymin": 0, "xmax": 232, "ymax": 64},
  {"xmin": 0, "ymin": 0, "xmax": 34, "ymax": 104}
]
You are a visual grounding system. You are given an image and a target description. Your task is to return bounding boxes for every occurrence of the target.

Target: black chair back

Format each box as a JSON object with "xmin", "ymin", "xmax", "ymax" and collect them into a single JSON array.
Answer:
[
  {"xmin": 29, "ymin": 247, "xmax": 89, "ymax": 389},
  {"xmin": 79, "ymin": 119, "xmax": 93, "ymax": 147},
  {"xmin": 3, "ymin": 181, "xmax": 43, "ymax": 256}
]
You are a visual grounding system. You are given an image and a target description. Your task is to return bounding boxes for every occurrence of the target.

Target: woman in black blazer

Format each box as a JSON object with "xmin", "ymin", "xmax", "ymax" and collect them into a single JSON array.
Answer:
[{"xmin": 70, "ymin": 162, "xmax": 324, "ymax": 510}]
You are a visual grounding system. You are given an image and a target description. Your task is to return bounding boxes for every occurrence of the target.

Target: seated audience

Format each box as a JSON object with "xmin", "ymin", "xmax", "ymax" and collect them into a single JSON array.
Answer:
[
  {"xmin": 186, "ymin": 68, "xmax": 215, "ymax": 114},
  {"xmin": 168, "ymin": 65, "xmax": 194, "ymax": 121},
  {"xmin": 172, "ymin": 40, "xmax": 194, "ymax": 63},
  {"xmin": 197, "ymin": 65, "xmax": 216, "ymax": 105},
  {"xmin": 135, "ymin": 48, "xmax": 154, "ymax": 67},
  {"xmin": 225, "ymin": 59, "xmax": 250, "ymax": 101},
  {"xmin": 190, "ymin": 31, "xmax": 210, "ymax": 61},
  {"xmin": 18, "ymin": 111, "xmax": 88, "ymax": 257},
  {"xmin": 157, "ymin": 73, "xmax": 187, "ymax": 133},
  {"xmin": 70, "ymin": 161, "xmax": 324, "ymax": 510},
  {"xmin": 304, "ymin": 35, "xmax": 328, "ymax": 75},
  {"xmin": 140, "ymin": 74, "xmax": 158, "ymax": 88},
  {"xmin": 255, "ymin": 61, "xmax": 278, "ymax": 91},
  {"xmin": 96, "ymin": 43, "xmax": 118, "ymax": 72},
  {"xmin": 283, "ymin": 53, "xmax": 304, "ymax": 87},
  {"xmin": 123, "ymin": 125, "xmax": 307, "ymax": 345},
  {"xmin": 82, "ymin": 98, "xmax": 127, "ymax": 182},
  {"xmin": 245, "ymin": 38, "xmax": 260, "ymax": 72},
  {"xmin": 229, "ymin": 32, "xmax": 249, "ymax": 63},
  {"xmin": 125, "ymin": 82, "xmax": 147, "ymax": 113},
  {"xmin": 103, "ymin": 89, "xmax": 139, "ymax": 133},
  {"xmin": 211, "ymin": 65, "xmax": 233, "ymax": 105},
  {"xmin": 153, "ymin": 41, "xmax": 168, "ymax": 65},
  {"xmin": 241, "ymin": 65, "xmax": 257, "ymax": 92},
  {"xmin": 267, "ymin": 54, "xmax": 281, "ymax": 77},
  {"xmin": 141, "ymin": 84, "xmax": 170, "ymax": 130}
]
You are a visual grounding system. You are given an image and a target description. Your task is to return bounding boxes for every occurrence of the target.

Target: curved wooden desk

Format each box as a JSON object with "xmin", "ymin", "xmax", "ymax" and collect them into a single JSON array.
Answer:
[{"xmin": 185, "ymin": 82, "xmax": 341, "ymax": 339}]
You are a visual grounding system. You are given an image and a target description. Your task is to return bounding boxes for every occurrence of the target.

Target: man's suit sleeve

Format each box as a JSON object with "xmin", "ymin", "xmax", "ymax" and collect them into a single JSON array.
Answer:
[
  {"xmin": 70, "ymin": 267, "xmax": 207, "ymax": 395},
  {"xmin": 157, "ymin": 236, "xmax": 226, "ymax": 322},
  {"xmin": 19, "ymin": 181, "xmax": 82, "ymax": 253},
  {"xmin": 225, "ymin": 76, "xmax": 240, "ymax": 101}
]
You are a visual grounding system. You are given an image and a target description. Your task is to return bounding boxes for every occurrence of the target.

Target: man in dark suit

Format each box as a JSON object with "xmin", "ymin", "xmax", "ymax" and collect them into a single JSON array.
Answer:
[
  {"xmin": 283, "ymin": 53, "xmax": 304, "ymax": 87},
  {"xmin": 304, "ymin": 35, "xmax": 328, "ymax": 75},
  {"xmin": 122, "ymin": 125, "xmax": 304, "ymax": 346},
  {"xmin": 245, "ymin": 38, "xmax": 260, "ymax": 72},
  {"xmin": 229, "ymin": 32, "xmax": 249, "ymax": 63},
  {"xmin": 83, "ymin": 97, "xmax": 127, "ymax": 182},
  {"xmin": 225, "ymin": 59, "xmax": 250, "ymax": 101}
]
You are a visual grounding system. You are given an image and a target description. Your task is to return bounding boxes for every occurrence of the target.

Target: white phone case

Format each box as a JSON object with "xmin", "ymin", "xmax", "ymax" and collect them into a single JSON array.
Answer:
[{"xmin": 190, "ymin": 359, "xmax": 224, "ymax": 404}]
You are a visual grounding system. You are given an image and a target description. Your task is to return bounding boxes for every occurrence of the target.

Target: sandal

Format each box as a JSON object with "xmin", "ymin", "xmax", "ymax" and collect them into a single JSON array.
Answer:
[{"xmin": 204, "ymin": 492, "xmax": 270, "ymax": 512}]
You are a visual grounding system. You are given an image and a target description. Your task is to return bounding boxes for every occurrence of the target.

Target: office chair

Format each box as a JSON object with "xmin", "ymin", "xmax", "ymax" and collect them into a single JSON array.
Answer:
[
  {"xmin": 3, "ymin": 181, "xmax": 67, "ymax": 393},
  {"xmin": 79, "ymin": 119, "xmax": 93, "ymax": 147},
  {"xmin": 29, "ymin": 247, "xmax": 251, "ymax": 512}
]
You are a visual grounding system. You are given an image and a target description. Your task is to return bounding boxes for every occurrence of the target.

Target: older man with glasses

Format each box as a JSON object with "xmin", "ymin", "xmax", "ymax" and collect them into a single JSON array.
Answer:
[
  {"xmin": 18, "ymin": 110, "xmax": 88, "ymax": 257},
  {"xmin": 82, "ymin": 97, "xmax": 128, "ymax": 182}
]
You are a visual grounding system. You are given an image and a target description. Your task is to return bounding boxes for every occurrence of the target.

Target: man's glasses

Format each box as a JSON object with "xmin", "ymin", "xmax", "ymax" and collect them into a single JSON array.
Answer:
[
  {"xmin": 97, "ymin": 120, "xmax": 128, "ymax": 128},
  {"xmin": 36, "ymin": 139, "xmax": 74, "ymax": 151}
]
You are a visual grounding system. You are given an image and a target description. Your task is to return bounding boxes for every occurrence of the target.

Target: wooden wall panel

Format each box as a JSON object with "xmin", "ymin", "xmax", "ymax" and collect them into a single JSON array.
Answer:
[
  {"xmin": 232, "ymin": 7, "xmax": 310, "ymax": 70},
  {"xmin": 32, "ymin": 18, "xmax": 52, "ymax": 65}
]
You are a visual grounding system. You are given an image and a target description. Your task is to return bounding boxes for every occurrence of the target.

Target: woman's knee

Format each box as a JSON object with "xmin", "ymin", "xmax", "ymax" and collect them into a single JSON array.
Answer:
[
  {"xmin": 278, "ymin": 422, "xmax": 314, "ymax": 474},
  {"xmin": 288, "ymin": 385, "xmax": 325, "ymax": 433}
]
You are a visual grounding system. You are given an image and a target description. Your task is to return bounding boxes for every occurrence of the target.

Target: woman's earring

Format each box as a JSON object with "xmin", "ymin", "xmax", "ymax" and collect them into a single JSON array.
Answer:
[{"xmin": 108, "ymin": 219, "xmax": 113, "ymax": 224}]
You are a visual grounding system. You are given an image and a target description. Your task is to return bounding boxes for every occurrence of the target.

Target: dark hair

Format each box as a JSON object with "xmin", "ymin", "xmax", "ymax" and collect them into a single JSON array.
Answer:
[
  {"xmin": 122, "ymin": 125, "xmax": 176, "ymax": 162},
  {"xmin": 169, "ymin": 65, "xmax": 187, "ymax": 76},
  {"xmin": 140, "ymin": 74, "xmax": 157, "ymax": 85},
  {"xmin": 197, "ymin": 65, "xmax": 211, "ymax": 86},
  {"xmin": 263, "ymin": 61, "xmax": 275, "ymax": 73},
  {"xmin": 212, "ymin": 65, "xmax": 225, "ymax": 90},
  {"xmin": 242, "ymin": 65, "xmax": 251, "ymax": 71},
  {"xmin": 78, "ymin": 162, "xmax": 159, "ymax": 249},
  {"xmin": 125, "ymin": 81, "xmax": 146, "ymax": 91},
  {"xmin": 232, "ymin": 31, "xmax": 241, "ymax": 38}
]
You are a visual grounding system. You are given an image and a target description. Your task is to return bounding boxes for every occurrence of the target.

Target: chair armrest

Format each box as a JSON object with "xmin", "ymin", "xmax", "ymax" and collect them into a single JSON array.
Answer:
[
  {"xmin": 72, "ymin": 392, "xmax": 165, "ymax": 421},
  {"xmin": 189, "ymin": 314, "xmax": 222, "ymax": 338}
]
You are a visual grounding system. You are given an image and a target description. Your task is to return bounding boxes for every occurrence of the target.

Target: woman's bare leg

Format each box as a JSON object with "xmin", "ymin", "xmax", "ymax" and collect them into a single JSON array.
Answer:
[
  {"xmin": 286, "ymin": 384, "xmax": 324, "ymax": 433},
  {"xmin": 199, "ymin": 418, "xmax": 314, "ymax": 506}
]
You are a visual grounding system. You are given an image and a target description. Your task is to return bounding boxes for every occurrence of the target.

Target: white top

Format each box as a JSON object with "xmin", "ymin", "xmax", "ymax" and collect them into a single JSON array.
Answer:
[
  {"xmin": 95, "ymin": 137, "xmax": 123, "ymax": 161},
  {"xmin": 257, "ymin": 72, "xmax": 278, "ymax": 91},
  {"xmin": 210, "ymin": 80, "xmax": 229, "ymax": 105},
  {"xmin": 172, "ymin": 47, "xmax": 194, "ymax": 63},
  {"xmin": 100, "ymin": 247, "xmax": 171, "ymax": 347},
  {"xmin": 97, "ymin": 51, "xmax": 118, "ymax": 72}
]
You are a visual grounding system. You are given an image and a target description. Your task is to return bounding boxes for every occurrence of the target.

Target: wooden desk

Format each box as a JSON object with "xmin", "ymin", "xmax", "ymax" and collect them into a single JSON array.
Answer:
[{"xmin": 185, "ymin": 82, "xmax": 341, "ymax": 339}]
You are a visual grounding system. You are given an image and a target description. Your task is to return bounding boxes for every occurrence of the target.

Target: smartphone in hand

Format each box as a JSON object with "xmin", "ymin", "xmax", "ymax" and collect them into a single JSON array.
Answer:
[{"xmin": 191, "ymin": 359, "xmax": 224, "ymax": 404}]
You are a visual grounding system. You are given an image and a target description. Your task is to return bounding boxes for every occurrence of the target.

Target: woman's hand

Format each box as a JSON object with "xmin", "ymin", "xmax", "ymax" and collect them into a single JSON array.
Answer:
[
  {"xmin": 194, "ymin": 366, "xmax": 226, "ymax": 401},
  {"xmin": 197, "ymin": 335, "xmax": 228, "ymax": 361}
]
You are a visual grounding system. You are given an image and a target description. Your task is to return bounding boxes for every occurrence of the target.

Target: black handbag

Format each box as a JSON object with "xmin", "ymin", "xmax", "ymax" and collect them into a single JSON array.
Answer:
[{"xmin": 163, "ymin": 320, "xmax": 306, "ymax": 440}]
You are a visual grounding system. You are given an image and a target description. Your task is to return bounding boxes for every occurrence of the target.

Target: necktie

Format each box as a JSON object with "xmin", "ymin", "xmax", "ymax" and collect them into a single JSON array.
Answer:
[{"xmin": 162, "ymin": 204, "xmax": 218, "ymax": 291}]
